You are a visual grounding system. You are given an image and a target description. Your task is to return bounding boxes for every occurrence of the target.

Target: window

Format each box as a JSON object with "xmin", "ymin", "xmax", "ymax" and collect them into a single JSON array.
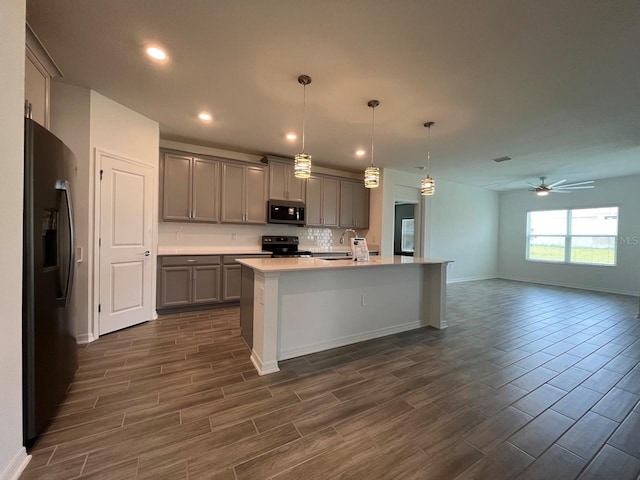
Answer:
[
  {"xmin": 526, "ymin": 207, "xmax": 618, "ymax": 265},
  {"xmin": 401, "ymin": 218, "xmax": 414, "ymax": 253}
]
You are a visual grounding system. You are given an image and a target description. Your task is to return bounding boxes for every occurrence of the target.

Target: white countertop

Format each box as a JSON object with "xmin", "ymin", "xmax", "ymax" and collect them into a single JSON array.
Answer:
[
  {"xmin": 237, "ymin": 255, "xmax": 451, "ymax": 273},
  {"xmin": 157, "ymin": 246, "xmax": 378, "ymax": 256},
  {"xmin": 157, "ymin": 246, "xmax": 270, "ymax": 256}
]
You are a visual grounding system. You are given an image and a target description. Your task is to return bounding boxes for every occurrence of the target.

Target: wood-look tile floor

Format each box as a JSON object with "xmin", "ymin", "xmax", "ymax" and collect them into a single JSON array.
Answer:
[{"xmin": 21, "ymin": 279, "xmax": 640, "ymax": 480}]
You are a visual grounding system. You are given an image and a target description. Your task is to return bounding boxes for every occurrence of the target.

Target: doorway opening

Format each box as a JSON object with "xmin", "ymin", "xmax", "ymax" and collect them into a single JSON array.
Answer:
[{"xmin": 394, "ymin": 202, "xmax": 416, "ymax": 256}]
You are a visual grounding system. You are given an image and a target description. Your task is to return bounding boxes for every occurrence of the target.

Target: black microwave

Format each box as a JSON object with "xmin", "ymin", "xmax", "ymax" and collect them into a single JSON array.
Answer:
[{"xmin": 268, "ymin": 200, "xmax": 306, "ymax": 226}]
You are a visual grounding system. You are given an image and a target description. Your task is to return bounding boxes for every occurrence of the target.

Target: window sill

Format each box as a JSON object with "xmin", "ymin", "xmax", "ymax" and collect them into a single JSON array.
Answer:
[{"xmin": 525, "ymin": 259, "xmax": 617, "ymax": 267}]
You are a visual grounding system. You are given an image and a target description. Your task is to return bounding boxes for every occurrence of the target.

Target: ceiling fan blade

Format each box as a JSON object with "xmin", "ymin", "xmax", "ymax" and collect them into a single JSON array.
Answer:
[
  {"xmin": 551, "ymin": 190, "xmax": 571, "ymax": 193},
  {"xmin": 526, "ymin": 182, "xmax": 539, "ymax": 187},
  {"xmin": 548, "ymin": 179, "xmax": 567, "ymax": 188},
  {"xmin": 561, "ymin": 180, "xmax": 595, "ymax": 187},
  {"xmin": 557, "ymin": 185, "xmax": 594, "ymax": 190}
]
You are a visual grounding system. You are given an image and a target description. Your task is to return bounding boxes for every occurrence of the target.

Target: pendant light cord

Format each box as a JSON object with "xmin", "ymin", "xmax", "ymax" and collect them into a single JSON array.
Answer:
[
  {"xmin": 426, "ymin": 124, "xmax": 431, "ymax": 173},
  {"xmin": 370, "ymin": 105, "xmax": 375, "ymax": 167},
  {"xmin": 301, "ymin": 84, "xmax": 306, "ymax": 153}
]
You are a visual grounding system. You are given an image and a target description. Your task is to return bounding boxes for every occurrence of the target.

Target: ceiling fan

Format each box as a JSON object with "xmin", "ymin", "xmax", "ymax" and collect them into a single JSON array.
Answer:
[{"xmin": 528, "ymin": 176, "xmax": 595, "ymax": 196}]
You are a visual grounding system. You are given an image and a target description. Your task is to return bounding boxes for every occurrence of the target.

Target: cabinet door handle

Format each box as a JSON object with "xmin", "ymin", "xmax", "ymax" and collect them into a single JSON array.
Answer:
[{"xmin": 186, "ymin": 259, "xmax": 196, "ymax": 263}]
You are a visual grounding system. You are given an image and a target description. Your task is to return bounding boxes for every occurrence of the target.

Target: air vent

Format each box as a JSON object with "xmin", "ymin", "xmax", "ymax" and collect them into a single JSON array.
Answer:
[{"xmin": 492, "ymin": 156, "xmax": 512, "ymax": 163}]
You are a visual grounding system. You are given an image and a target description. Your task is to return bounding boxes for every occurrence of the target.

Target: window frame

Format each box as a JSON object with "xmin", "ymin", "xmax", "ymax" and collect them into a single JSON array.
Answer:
[{"xmin": 525, "ymin": 206, "xmax": 619, "ymax": 267}]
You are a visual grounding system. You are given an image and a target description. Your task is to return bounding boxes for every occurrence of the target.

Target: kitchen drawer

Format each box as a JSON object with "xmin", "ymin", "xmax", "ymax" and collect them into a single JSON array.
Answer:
[
  {"xmin": 161, "ymin": 255, "xmax": 221, "ymax": 266},
  {"xmin": 223, "ymin": 254, "xmax": 270, "ymax": 264}
]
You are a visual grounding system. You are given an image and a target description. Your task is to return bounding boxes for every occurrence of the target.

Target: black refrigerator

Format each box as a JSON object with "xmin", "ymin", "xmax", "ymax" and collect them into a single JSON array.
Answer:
[{"xmin": 23, "ymin": 118, "xmax": 78, "ymax": 446}]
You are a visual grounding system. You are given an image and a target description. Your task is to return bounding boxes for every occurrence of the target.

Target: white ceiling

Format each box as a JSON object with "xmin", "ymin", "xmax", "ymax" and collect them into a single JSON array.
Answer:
[{"xmin": 26, "ymin": 0, "xmax": 640, "ymax": 191}]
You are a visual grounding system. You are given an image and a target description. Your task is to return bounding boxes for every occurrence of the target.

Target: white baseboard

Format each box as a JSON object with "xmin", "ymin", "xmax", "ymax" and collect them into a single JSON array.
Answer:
[
  {"xmin": 448, "ymin": 274, "xmax": 498, "ymax": 284},
  {"xmin": 152, "ymin": 310, "xmax": 158, "ymax": 320},
  {"xmin": 1, "ymin": 448, "xmax": 30, "ymax": 480},
  {"xmin": 250, "ymin": 351, "xmax": 280, "ymax": 376},
  {"xmin": 278, "ymin": 321, "xmax": 422, "ymax": 361},
  {"xmin": 76, "ymin": 333, "xmax": 96, "ymax": 344},
  {"xmin": 498, "ymin": 275, "xmax": 639, "ymax": 297}
]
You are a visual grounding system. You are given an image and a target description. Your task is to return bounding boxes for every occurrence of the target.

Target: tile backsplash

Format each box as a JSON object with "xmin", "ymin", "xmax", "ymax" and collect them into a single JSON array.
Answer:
[{"xmin": 158, "ymin": 222, "xmax": 364, "ymax": 250}]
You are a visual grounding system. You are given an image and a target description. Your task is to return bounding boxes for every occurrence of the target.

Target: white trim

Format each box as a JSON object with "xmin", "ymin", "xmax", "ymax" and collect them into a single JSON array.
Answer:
[
  {"xmin": 0, "ymin": 448, "xmax": 30, "ymax": 480},
  {"xmin": 92, "ymin": 148, "xmax": 157, "ymax": 339},
  {"xmin": 76, "ymin": 333, "xmax": 96, "ymax": 344},
  {"xmin": 25, "ymin": 23, "xmax": 62, "ymax": 77},
  {"xmin": 250, "ymin": 350, "xmax": 280, "ymax": 376},
  {"xmin": 448, "ymin": 275, "xmax": 499, "ymax": 284},
  {"xmin": 160, "ymin": 140, "xmax": 262, "ymax": 164},
  {"xmin": 278, "ymin": 321, "xmax": 422, "ymax": 361},
  {"xmin": 498, "ymin": 275, "xmax": 638, "ymax": 297}
]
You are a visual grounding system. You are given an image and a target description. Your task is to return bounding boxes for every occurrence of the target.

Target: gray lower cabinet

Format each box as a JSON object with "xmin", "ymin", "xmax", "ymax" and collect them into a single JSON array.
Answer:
[
  {"xmin": 193, "ymin": 265, "xmax": 221, "ymax": 303},
  {"xmin": 222, "ymin": 254, "xmax": 270, "ymax": 301},
  {"xmin": 223, "ymin": 264, "xmax": 241, "ymax": 301},
  {"xmin": 158, "ymin": 254, "xmax": 270, "ymax": 311},
  {"xmin": 160, "ymin": 266, "xmax": 192, "ymax": 307},
  {"xmin": 157, "ymin": 256, "xmax": 221, "ymax": 310}
]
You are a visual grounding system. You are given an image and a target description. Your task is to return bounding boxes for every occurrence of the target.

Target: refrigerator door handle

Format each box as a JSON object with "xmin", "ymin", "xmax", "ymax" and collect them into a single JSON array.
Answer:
[{"xmin": 56, "ymin": 180, "xmax": 75, "ymax": 307}]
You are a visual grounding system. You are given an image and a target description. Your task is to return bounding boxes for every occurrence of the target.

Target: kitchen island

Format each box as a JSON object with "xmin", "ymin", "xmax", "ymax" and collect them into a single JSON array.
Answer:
[{"xmin": 238, "ymin": 256, "xmax": 452, "ymax": 375}]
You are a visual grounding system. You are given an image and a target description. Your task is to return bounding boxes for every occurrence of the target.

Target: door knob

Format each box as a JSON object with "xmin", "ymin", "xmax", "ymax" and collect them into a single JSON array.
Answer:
[{"xmin": 138, "ymin": 250, "xmax": 151, "ymax": 256}]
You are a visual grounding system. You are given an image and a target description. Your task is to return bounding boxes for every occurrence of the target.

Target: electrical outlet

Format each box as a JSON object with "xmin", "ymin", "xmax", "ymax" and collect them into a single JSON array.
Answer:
[
  {"xmin": 361, "ymin": 294, "xmax": 367, "ymax": 306},
  {"xmin": 231, "ymin": 233, "xmax": 237, "ymax": 240}
]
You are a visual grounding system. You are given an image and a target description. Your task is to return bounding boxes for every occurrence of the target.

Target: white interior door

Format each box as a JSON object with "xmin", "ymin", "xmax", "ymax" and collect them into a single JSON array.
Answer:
[{"xmin": 99, "ymin": 152, "xmax": 154, "ymax": 335}]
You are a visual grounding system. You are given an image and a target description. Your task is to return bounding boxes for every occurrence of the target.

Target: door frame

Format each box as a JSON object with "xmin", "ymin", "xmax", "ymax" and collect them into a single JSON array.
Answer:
[
  {"xmin": 393, "ymin": 186, "xmax": 424, "ymax": 258},
  {"xmin": 91, "ymin": 148, "xmax": 158, "ymax": 340}
]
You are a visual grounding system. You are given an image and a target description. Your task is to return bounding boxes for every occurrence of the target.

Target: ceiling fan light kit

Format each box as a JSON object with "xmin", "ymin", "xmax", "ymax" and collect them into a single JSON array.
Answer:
[
  {"xmin": 529, "ymin": 176, "xmax": 594, "ymax": 196},
  {"xmin": 294, "ymin": 74, "xmax": 312, "ymax": 179}
]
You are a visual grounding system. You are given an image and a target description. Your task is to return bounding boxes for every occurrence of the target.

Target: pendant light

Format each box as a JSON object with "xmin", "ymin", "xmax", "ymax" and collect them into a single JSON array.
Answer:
[
  {"xmin": 364, "ymin": 100, "xmax": 380, "ymax": 188},
  {"xmin": 421, "ymin": 121, "xmax": 436, "ymax": 196},
  {"xmin": 294, "ymin": 74, "xmax": 312, "ymax": 178}
]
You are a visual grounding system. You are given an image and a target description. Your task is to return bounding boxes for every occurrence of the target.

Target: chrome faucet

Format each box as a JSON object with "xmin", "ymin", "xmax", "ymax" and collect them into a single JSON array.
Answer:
[{"xmin": 339, "ymin": 228, "xmax": 358, "ymax": 245}]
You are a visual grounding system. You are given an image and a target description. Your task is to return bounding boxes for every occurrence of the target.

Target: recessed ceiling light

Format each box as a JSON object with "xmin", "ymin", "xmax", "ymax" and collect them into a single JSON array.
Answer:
[
  {"xmin": 198, "ymin": 112, "xmax": 213, "ymax": 122},
  {"xmin": 286, "ymin": 133, "xmax": 297, "ymax": 141},
  {"xmin": 146, "ymin": 46, "xmax": 168, "ymax": 61},
  {"xmin": 355, "ymin": 149, "xmax": 366, "ymax": 157}
]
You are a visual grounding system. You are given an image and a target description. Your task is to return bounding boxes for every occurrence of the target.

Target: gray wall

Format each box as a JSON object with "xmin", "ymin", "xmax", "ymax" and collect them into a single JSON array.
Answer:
[
  {"xmin": 368, "ymin": 168, "xmax": 499, "ymax": 282},
  {"xmin": 428, "ymin": 178, "xmax": 500, "ymax": 282},
  {"xmin": 498, "ymin": 174, "xmax": 640, "ymax": 295},
  {"xmin": 0, "ymin": 0, "xmax": 27, "ymax": 474}
]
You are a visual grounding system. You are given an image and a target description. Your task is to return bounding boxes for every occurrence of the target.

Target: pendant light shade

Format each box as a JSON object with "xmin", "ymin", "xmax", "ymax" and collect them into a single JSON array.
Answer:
[
  {"xmin": 364, "ymin": 100, "xmax": 380, "ymax": 188},
  {"xmin": 294, "ymin": 75, "xmax": 312, "ymax": 179},
  {"xmin": 421, "ymin": 121, "xmax": 436, "ymax": 196},
  {"xmin": 294, "ymin": 153, "xmax": 311, "ymax": 178},
  {"xmin": 364, "ymin": 166, "xmax": 380, "ymax": 188}
]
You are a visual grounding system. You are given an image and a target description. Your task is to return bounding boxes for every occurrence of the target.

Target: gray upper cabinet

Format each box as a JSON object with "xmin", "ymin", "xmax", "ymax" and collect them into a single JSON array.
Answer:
[
  {"xmin": 221, "ymin": 162, "xmax": 267, "ymax": 224},
  {"xmin": 192, "ymin": 158, "xmax": 220, "ymax": 222},
  {"xmin": 268, "ymin": 159, "xmax": 306, "ymax": 202},
  {"xmin": 161, "ymin": 152, "xmax": 220, "ymax": 223},
  {"xmin": 340, "ymin": 180, "xmax": 369, "ymax": 229},
  {"xmin": 306, "ymin": 175, "xmax": 340, "ymax": 227}
]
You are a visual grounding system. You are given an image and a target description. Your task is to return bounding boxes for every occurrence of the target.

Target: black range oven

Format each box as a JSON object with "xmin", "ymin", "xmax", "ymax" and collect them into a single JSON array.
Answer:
[{"xmin": 262, "ymin": 236, "xmax": 312, "ymax": 258}]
